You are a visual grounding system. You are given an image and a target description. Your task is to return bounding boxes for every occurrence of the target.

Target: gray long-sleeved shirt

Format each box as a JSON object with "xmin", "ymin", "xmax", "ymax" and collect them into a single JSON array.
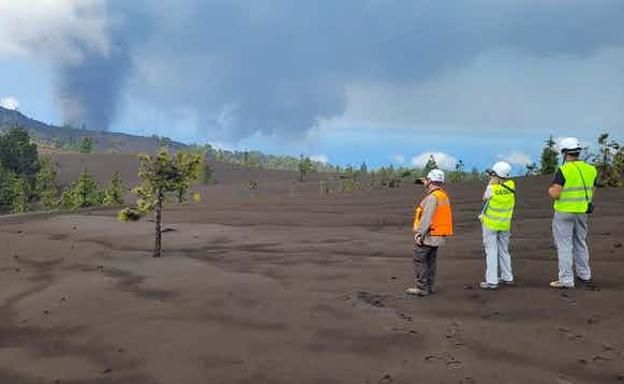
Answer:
[{"xmin": 415, "ymin": 191, "xmax": 446, "ymax": 247}]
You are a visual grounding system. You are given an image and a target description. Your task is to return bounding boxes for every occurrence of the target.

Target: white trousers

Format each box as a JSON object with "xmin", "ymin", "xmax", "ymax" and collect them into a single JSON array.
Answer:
[
  {"xmin": 482, "ymin": 224, "xmax": 513, "ymax": 284},
  {"xmin": 552, "ymin": 212, "xmax": 591, "ymax": 285}
]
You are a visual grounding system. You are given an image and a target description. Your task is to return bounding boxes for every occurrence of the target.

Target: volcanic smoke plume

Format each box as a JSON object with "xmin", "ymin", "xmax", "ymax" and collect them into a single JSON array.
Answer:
[{"xmin": 56, "ymin": 38, "xmax": 129, "ymax": 131}]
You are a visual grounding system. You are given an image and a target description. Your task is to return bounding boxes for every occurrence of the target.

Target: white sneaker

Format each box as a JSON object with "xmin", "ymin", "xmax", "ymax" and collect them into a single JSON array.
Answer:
[
  {"xmin": 479, "ymin": 282, "xmax": 498, "ymax": 290},
  {"xmin": 549, "ymin": 280, "xmax": 574, "ymax": 289},
  {"xmin": 406, "ymin": 287, "xmax": 431, "ymax": 296}
]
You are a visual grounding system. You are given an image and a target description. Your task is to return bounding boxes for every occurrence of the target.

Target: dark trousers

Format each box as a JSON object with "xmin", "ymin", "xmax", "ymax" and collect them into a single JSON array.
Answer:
[{"xmin": 413, "ymin": 245, "xmax": 438, "ymax": 292}]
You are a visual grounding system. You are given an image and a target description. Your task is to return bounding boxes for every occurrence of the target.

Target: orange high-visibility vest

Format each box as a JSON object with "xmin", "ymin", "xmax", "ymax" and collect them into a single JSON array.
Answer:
[{"xmin": 413, "ymin": 189, "xmax": 454, "ymax": 236}]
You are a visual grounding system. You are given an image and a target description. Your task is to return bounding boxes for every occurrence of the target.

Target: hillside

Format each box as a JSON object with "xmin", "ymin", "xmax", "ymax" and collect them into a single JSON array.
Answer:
[
  {"xmin": 0, "ymin": 106, "xmax": 187, "ymax": 154},
  {"xmin": 0, "ymin": 107, "xmax": 337, "ymax": 172}
]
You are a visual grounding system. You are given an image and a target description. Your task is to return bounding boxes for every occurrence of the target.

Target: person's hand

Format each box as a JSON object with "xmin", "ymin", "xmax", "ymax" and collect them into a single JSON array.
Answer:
[{"xmin": 414, "ymin": 233, "xmax": 424, "ymax": 246}]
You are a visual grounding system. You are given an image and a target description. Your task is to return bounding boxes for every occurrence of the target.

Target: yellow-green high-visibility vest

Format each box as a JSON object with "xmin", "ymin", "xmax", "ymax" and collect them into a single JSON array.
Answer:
[
  {"xmin": 554, "ymin": 161, "xmax": 597, "ymax": 213},
  {"xmin": 483, "ymin": 179, "xmax": 515, "ymax": 231}
]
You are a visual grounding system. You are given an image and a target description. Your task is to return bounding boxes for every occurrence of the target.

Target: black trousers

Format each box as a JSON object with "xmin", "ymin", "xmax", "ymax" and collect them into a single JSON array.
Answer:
[{"xmin": 413, "ymin": 245, "xmax": 438, "ymax": 292}]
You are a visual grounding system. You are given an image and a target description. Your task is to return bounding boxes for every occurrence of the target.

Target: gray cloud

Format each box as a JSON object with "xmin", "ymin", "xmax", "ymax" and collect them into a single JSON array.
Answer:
[
  {"xmin": 25, "ymin": 0, "xmax": 624, "ymax": 137},
  {"xmin": 56, "ymin": 37, "xmax": 129, "ymax": 130}
]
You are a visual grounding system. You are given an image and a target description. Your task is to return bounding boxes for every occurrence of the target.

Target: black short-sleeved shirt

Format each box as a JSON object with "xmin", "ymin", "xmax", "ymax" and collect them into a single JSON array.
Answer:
[
  {"xmin": 552, "ymin": 167, "xmax": 597, "ymax": 186},
  {"xmin": 552, "ymin": 169, "xmax": 566, "ymax": 186}
]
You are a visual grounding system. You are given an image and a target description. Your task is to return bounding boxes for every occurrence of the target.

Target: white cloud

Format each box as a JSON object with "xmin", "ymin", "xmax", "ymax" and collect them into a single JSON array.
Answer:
[
  {"xmin": 392, "ymin": 154, "xmax": 405, "ymax": 164},
  {"xmin": 0, "ymin": 96, "xmax": 19, "ymax": 110},
  {"xmin": 497, "ymin": 151, "xmax": 533, "ymax": 166},
  {"xmin": 411, "ymin": 152, "xmax": 457, "ymax": 170},
  {"xmin": 0, "ymin": 0, "xmax": 111, "ymax": 63},
  {"xmin": 339, "ymin": 47, "xmax": 624, "ymax": 136},
  {"xmin": 310, "ymin": 155, "xmax": 328, "ymax": 164}
]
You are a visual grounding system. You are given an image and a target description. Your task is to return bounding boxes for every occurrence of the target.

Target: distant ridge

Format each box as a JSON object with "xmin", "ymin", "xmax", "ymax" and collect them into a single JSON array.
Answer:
[
  {"xmin": 0, "ymin": 106, "xmax": 187, "ymax": 154},
  {"xmin": 0, "ymin": 106, "xmax": 338, "ymax": 172}
]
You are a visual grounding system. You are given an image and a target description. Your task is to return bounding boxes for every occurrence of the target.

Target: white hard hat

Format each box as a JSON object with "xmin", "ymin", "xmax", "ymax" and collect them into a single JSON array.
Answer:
[
  {"xmin": 491, "ymin": 161, "xmax": 512, "ymax": 178},
  {"xmin": 559, "ymin": 137, "xmax": 582, "ymax": 153},
  {"xmin": 426, "ymin": 169, "xmax": 445, "ymax": 183}
]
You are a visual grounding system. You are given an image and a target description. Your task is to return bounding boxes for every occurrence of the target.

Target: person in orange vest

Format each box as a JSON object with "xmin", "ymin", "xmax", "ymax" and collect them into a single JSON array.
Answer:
[{"xmin": 407, "ymin": 169, "xmax": 454, "ymax": 297}]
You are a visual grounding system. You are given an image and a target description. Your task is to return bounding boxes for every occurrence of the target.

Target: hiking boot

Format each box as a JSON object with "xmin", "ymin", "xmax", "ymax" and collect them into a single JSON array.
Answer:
[
  {"xmin": 499, "ymin": 280, "xmax": 515, "ymax": 286},
  {"xmin": 406, "ymin": 287, "xmax": 431, "ymax": 296},
  {"xmin": 549, "ymin": 280, "xmax": 574, "ymax": 289},
  {"xmin": 479, "ymin": 282, "xmax": 498, "ymax": 290}
]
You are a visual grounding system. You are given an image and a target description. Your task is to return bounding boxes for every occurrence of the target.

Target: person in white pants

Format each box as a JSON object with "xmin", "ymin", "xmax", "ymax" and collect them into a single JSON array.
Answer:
[
  {"xmin": 548, "ymin": 137, "xmax": 597, "ymax": 288},
  {"xmin": 479, "ymin": 162, "xmax": 516, "ymax": 290}
]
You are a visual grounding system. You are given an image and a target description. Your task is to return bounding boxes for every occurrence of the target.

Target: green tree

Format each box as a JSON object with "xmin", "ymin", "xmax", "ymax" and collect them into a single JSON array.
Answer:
[
  {"xmin": 52, "ymin": 136, "xmax": 65, "ymax": 149},
  {"xmin": 78, "ymin": 137, "xmax": 94, "ymax": 154},
  {"xmin": 540, "ymin": 135, "xmax": 559, "ymax": 175},
  {"xmin": 469, "ymin": 166, "xmax": 480, "ymax": 180},
  {"xmin": 615, "ymin": 145, "xmax": 624, "ymax": 181},
  {"xmin": 59, "ymin": 188, "xmax": 74, "ymax": 210},
  {"xmin": 0, "ymin": 126, "xmax": 40, "ymax": 180},
  {"xmin": 11, "ymin": 176, "xmax": 29, "ymax": 214},
  {"xmin": 0, "ymin": 168, "xmax": 15, "ymax": 209},
  {"xmin": 449, "ymin": 159, "xmax": 466, "ymax": 182},
  {"xmin": 200, "ymin": 162, "xmax": 214, "ymax": 184},
  {"xmin": 174, "ymin": 151, "xmax": 203, "ymax": 203},
  {"xmin": 525, "ymin": 162, "xmax": 539, "ymax": 176},
  {"xmin": 359, "ymin": 162, "xmax": 368, "ymax": 175},
  {"xmin": 594, "ymin": 133, "xmax": 622, "ymax": 187},
  {"xmin": 60, "ymin": 169, "xmax": 103, "ymax": 209},
  {"xmin": 298, "ymin": 155, "xmax": 315, "ymax": 182},
  {"xmin": 35, "ymin": 157, "xmax": 58, "ymax": 210},
  {"xmin": 119, "ymin": 149, "xmax": 202, "ymax": 257},
  {"xmin": 422, "ymin": 155, "xmax": 438, "ymax": 176},
  {"xmin": 104, "ymin": 171, "xmax": 125, "ymax": 206}
]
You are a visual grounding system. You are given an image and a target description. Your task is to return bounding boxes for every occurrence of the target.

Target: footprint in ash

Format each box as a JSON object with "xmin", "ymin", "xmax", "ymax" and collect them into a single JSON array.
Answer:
[
  {"xmin": 424, "ymin": 352, "xmax": 463, "ymax": 370},
  {"xmin": 556, "ymin": 327, "xmax": 583, "ymax": 342},
  {"xmin": 356, "ymin": 291, "xmax": 386, "ymax": 309},
  {"xmin": 446, "ymin": 320, "xmax": 466, "ymax": 348}
]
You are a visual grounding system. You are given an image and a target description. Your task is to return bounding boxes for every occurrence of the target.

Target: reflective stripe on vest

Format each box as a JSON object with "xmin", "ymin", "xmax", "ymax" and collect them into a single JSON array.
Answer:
[
  {"xmin": 482, "ymin": 179, "xmax": 515, "ymax": 231},
  {"xmin": 413, "ymin": 188, "xmax": 454, "ymax": 236},
  {"xmin": 553, "ymin": 161, "xmax": 597, "ymax": 213}
]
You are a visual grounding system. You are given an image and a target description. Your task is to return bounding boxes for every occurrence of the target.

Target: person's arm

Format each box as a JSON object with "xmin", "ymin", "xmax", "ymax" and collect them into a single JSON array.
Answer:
[
  {"xmin": 415, "ymin": 195, "xmax": 437, "ymax": 244},
  {"xmin": 482, "ymin": 184, "xmax": 493, "ymax": 202},
  {"xmin": 548, "ymin": 169, "xmax": 565, "ymax": 199},
  {"xmin": 548, "ymin": 184, "xmax": 562, "ymax": 199}
]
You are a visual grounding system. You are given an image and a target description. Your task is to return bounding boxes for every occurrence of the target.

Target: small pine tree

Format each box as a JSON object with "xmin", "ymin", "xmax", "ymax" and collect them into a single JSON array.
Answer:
[
  {"xmin": 344, "ymin": 165, "xmax": 357, "ymax": 182},
  {"xmin": 174, "ymin": 151, "xmax": 203, "ymax": 203},
  {"xmin": 104, "ymin": 171, "xmax": 125, "ymax": 206},
  {"xmin": 469, "ymin": 166, "xmax": 480, "ymax": 180},
  {"xmin": 11, "ymin": 176, "xmax": 29, "ymax": 214},
  {"xmin": 422, "ymin": 155, "xmax": 438, "ymax": 176},
  {"xmin": 449, "ymin": 159, "xmax": 466, "ymax": 182},
  {"xmin": 593, "ymin": 133, "xmax": 622, "ymax": 187},
  {"xmin": 525, "ymin": 162, "xmax": 539, "ymax": 176},
  {"xmin": 60, "ymin": 169, "xmax": 103, "ymax": 210},
  {"xmin": 359, "ymin": 162, "xmax": 368, "ymax": 176},
  {"xmin": 59, "ymin": 188, "xmax": 74, "ymax": 210},
  {"xmin": 52, "ymin": 137, "xmax": 65, "ymax": 149},
  {"xmin": 119, "ymin": 149, "xmax": 202, "ymax": 257},
  {"xmin": 35, "ymin": 157, "xmax": 58, "ymax": 210},
  {"xmin": 615, "ymin": 145, "xmax": 624, "ymax": 182},
  {"xmin": 298, "ymin": 156, "xmax": 314, "ymax": 182},
  {"xmin": 200, "ymin": 162, "xmax": 214, "ymax": 184},
  {"xmin": 78, "ymin": 137, "xmax": 94, "ymax": 154},
  {"xmin": 540, "ymin": 135, "xmax": 559, "ymax": 175},
  {"xmin": 0, "ymin": 168, "xmax": 16, "ymax": 208},
  {"xmin": 0, "ymin": 126, "xmax": 40, "ymax": 179}
]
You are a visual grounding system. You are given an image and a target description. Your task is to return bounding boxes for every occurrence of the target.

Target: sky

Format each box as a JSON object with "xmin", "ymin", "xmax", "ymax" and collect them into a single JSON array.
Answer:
[{"xmin": 1, "ymin": 0, "xmax": 623, "ymax": 171}]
